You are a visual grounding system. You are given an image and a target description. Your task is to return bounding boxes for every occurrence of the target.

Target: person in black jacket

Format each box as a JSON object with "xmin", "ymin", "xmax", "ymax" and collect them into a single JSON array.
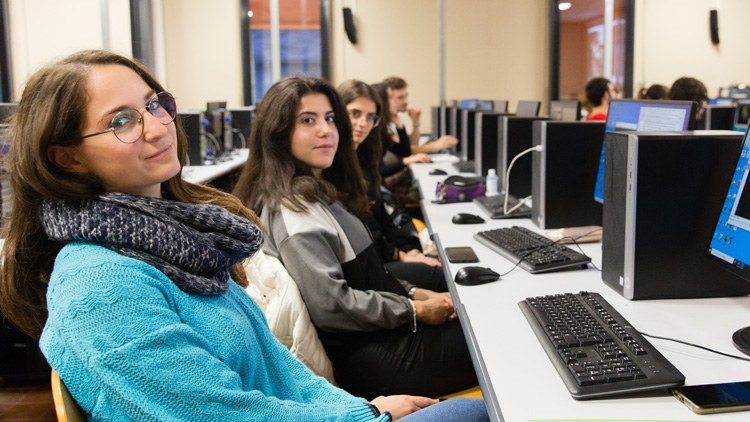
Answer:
[{"xmin": 338, "ymin": 79, "xmax": 447, "ymax": 293}]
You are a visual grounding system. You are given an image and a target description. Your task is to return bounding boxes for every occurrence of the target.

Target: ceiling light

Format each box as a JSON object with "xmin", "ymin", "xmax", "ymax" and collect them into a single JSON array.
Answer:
[{"xmin": 559, "ymin": 2, "xmax": 572, "ymax": 11}]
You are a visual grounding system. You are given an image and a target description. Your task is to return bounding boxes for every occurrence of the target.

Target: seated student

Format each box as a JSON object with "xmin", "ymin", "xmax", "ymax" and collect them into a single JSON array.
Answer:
[
  {"xmin": 232, "ymin": 76, "xmax": 479, "ymax": 400},
  {"xmin": 0, "ymin": 49, "xmax": 487, "ymax": 421},
  {"xmin": 382, "ymin": 76, "xmax": 459, "ymax": 154},
  {"xmin": 337, "ymin": 79, "xmax": 446, "ymax": 293},
  {"xmin": 638, "ymin": 83, "xmax": 669, "ymax": 100},
  {"xmin": 584, "ymin": 77, "xmax": 613, "ymax": 121},
  {"xmin": 669, "ymin": 76, "xmax": 709, "ymax": 122}
]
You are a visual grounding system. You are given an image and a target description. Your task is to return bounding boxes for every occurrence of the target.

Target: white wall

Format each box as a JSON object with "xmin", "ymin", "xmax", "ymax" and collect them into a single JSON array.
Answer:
[
  {"xmin": 7, "ymin": 0, "xmax": 132, "ymax": 99},
  {"xmin": 161, "ymin": 0, "xmax": 243, "ymax": 112},
  {"xmin": 633, "ymin": 0, "xmax": 750, "ymax": 97}
]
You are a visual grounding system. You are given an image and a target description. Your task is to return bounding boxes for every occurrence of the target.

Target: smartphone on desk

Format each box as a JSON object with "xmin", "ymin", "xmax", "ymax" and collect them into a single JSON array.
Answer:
[
  {"xmin": 444, "ymin": 246, "xmax": 479, "ymax": 263},
  {"xmin": 672, "ymin": 381, "xmax": 750, "ymax": 414}
]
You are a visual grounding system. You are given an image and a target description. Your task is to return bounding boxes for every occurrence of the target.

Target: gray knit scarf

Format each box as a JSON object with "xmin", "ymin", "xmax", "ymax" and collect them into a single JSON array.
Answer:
[{"xmin": 40, "ymin": 192, "xmax": 263, "ymax": 295}]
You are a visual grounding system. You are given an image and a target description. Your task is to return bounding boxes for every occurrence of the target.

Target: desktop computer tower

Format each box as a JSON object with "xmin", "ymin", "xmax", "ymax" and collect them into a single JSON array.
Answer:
[
  {"xmin": 474, "ymin": 112, "xmax": 513, "ymax": 178},
  {"xmin": 497, "ymin": 116, "xmax": 548, "ymax": 198},
  {"xmin": 228, "ymin": 106, "xmax": 254, "ymax": 149},
  {"xmin": 601, "ymin": 131, "xmax": 750, "ymax": 300},
  {"xmin": 531, "ymin": 121, "xmax": 605, "ymax": 229},
  {"xmin": 431, "ymin": 105, "xmax": 449, "ymax": 138},
  {"xmin": 460, "ymin": 109, "xmax": 478, "ymax": 164},
  {"xmin": 179, "ymin": 112, "xmax": 207, "ymax": 166},
  {"xmin": 450, "ymin": 107, "xmax": 463, "ymax": 154},
  {"xmin": 702, "ymin": 105, "xmax": 736, "ymax": 130}
]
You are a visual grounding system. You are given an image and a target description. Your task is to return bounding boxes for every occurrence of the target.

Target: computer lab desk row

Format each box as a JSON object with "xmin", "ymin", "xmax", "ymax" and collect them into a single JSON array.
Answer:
[
  {"xmin": 411, "ymin": 158, "xmax": 750, "ymax": 422},
  {"xmin": 181, "ymin": 148, "xmax": 249, "ymax": 185}
]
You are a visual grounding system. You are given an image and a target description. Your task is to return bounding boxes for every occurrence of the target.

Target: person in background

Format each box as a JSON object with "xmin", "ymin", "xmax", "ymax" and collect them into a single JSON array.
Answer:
[
  {"xmin": 337, "ymin": 79, "xmax": 446, "ymax": 293},
  {"xmin": 584, "ymin": 77, "xmax": 613, "ymax": 121},
  {"xmin": 638, "ymin": 83, "xmax": 669, "ymax": 100},
  {"xmin": 0, "ymin": 49, "xmax": 480, "ymax": 422},
  {"xmin": 383, "ymin": 76, "xmax": 459, "ymax": 154},
  {"xmin": 232, "ymin": 76, "xmax": 481, "ymax": 403},
  {"xmin": 669, "ymin": 76, "xmax": 709, "ymax": 122}
]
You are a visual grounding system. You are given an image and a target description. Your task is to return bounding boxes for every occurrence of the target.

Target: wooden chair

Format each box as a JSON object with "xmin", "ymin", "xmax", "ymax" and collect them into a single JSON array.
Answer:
[
  {"xmin": 51, "ymin": 369, "xmax": 86, "ymax": 422},
  {"xmin": 439, "ymin": 385, "xmax": 483, "ymax": 400}
]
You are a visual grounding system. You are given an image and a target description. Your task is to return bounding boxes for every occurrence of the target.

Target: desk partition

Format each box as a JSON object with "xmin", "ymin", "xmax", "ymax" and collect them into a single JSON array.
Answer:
[{"xmin": 411, "ymin": 160, "xmax": 750, "ymax": 422}]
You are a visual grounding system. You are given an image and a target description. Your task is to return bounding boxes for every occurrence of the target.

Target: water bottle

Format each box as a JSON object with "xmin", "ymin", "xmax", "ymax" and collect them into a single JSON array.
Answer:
[{"xmin": 486, "ymin": 169, "xmax": 499, "ymax": 196}]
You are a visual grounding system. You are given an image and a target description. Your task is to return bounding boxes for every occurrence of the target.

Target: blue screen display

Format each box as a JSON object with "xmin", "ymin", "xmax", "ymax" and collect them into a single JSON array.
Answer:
[
  {"xmin": 709, "ymin": 131, "xmax": 750, "ymax": 275},
  {"xmin": 593, "ymin": 100, "xmax": 695, "ymax": 203}
]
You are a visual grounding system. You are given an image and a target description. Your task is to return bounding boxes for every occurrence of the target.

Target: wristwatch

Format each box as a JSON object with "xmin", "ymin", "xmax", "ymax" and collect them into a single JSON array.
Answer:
[{"xmin": 408, "ymin": 286, "xmax": 417, "ymax": 299}]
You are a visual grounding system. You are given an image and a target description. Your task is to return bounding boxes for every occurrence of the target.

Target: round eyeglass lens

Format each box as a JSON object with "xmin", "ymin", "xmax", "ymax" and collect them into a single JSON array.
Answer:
[
  {"xmin": 112, "ymin": 110, "xmax": 144, "ymax": 143},
  {"xmin": 148, "ymin": 92, "xmax": 177, "ymax": 124}
]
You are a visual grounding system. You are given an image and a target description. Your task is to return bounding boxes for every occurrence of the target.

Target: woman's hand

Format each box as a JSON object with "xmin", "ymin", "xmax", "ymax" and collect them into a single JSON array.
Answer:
[
  {"xmin": 370, "ymin": 395, "xmax": 437, "ymax": 420},
  {"xmin": 403, "ymin": 153, "xmax": 432, "ymax": 165},
  {"xmin": 414, "ymin": 297, "xmax": 454, "ymax": 325},
  {"xmin": 413, "ymin": 289, "xmax": 457, "ymax": 322},
  {"xmin": 398, "ymin": 250, "xmax": 441, "ymax": 267}
]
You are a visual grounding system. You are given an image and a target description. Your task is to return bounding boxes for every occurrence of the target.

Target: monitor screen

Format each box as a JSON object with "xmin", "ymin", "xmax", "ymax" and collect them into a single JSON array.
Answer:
[
  {"xmin": 459, "ymin": 99, "xmax": 478, "ymax": 109},
  {"xmin": 734, "ymin": 101, "xmax": 750, "ymax": 132},
  {"xmin": 516, "ymin": 100, "xmax": 540, "ymax": 117},
  {"xmin": 593, "ymin": 99, "xmax": 696, "ymax": 203},
  {"xmin": 549, "ymin": 100, "xmax": 581, "ymax": 121},
  {"xmin": 708, "ymin": 127, "xmax": 750, "ymax": 356}
]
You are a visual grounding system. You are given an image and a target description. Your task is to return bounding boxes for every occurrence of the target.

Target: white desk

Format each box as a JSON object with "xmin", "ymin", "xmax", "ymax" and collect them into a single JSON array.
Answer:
[
  {"xmin": 412, "ymin": 159, "xmax": 750, "ymax": 422},
  {"xmin": 181, "ymin": 149, "xmax": 248, "ymax": 185}
]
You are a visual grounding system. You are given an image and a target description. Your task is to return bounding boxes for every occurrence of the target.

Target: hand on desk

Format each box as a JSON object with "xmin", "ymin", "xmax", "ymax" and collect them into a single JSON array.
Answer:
[
  {"xmin": 403, "ymin": 153, "xmax": 432, "ymax": 165},
  {"xmin": 371, "ymin": 394, "xmax": 437, "ymax": 420},
  {"xmin": 399, "ymin": 249, "xmax": 441, "ymax": 267}
]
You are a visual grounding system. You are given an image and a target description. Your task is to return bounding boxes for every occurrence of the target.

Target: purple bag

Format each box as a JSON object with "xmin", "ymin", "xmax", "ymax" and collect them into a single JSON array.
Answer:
[{"xmin": 434, "ymin": 176, "xmax": 486, "ymax": 203}]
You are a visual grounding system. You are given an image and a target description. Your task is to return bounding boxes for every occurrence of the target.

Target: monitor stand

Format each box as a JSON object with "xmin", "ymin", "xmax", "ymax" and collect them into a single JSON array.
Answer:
[{"xmin": 732, "ymin": 326, "xmax": 750, "ymax": 356}]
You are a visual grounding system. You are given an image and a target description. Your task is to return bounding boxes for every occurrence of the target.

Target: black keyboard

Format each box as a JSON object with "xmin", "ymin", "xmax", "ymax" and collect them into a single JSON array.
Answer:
[
  {"xmin": 474, "ymin": 194, "xmax": 531, "ymax": 219},
  {"xmin": 519, "ymin": 291, "xmax": 685, "ymax": 399},
  {"xmin": 452, "ymin": 160, "xmax": 476, "ymax": 173},
  {"xmin": 474, "ymin": 226, "xmax": 590, "ymax": 273}
]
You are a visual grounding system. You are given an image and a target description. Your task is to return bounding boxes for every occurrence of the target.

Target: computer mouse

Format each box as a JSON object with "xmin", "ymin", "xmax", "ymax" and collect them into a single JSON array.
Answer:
[
  {"xmin": 429, "ymin": 168, "xmax": 448, "ymax": 175},
  {"xmin": 454, "ymin": 266, "xmax": 500, "ymax": 286},
  {"xmin": 452, "ymin": 213, "xmax": 485, "ymax": 224}
]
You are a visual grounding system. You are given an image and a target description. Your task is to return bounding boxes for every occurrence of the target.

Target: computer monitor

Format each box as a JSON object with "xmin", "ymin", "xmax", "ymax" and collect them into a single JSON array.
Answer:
[
  {"xmin": 707, "ymin": 127, "xmax": 750, "ymax": 356},
  {"xmin": 549, "ymin": 100, "xmax": 581, "ymax": 121},
  {"xmin": 476, "ymin": 100, "xmax": 494, "ymax": 111},
  {"xmin": 493, "ymin": 100, "xmax": 509, "ymax": 113},
  {"xmin": 515, "ymin": 100, "xmax": 541, "ymax": 117},
  {"xmin": 459, "ymin": 99, "xmax": 478, "ymax": 109},
  {"xmin": 703, "ymin": 104, "xmax": 736, "ymax": 130},
  {"xmin": 733, "ymin": 100, "xmax": 750, "ymax": 132},
  {"xmin": 592, "ymin": 99, "xmax": 696, "ymax": 203}
]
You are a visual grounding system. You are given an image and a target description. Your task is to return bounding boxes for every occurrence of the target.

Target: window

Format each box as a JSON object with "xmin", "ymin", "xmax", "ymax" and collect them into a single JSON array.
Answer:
[{"xmin": 244, "ymin": 0, "xmax": 330, "ymax": 104}]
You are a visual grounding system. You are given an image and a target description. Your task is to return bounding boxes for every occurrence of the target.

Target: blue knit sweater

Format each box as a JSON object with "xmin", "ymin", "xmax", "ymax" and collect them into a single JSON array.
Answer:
[{"xmin": 40, "ymin": 242, "xmax": 385, "ymax": 421}]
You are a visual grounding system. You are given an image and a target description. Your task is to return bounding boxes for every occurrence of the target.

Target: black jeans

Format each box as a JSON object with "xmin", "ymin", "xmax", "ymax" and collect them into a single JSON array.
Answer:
[
  {"xmin": 385, "ymin": 261, "xmax": 448, "ymax": 293},
  {"xmin": 324, "ymin": 321, "xmax": 478, "ymax": 400}
]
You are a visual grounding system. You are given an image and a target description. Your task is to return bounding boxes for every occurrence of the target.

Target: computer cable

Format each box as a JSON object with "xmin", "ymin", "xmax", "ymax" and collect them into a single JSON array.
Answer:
[
  {"xmin": 557, "ymin": 227, "xmax": 603, "ymax": 272},
  {"xmin": 204, "ymin": 132, "xmax": 223, "ymax": 162},
  {"xmin": 232, "ymin": 128, "xmax": 248, "ymax": 149},
  {"xmin": 503, "ymin": 145, "xmax": 543, "ymax": 215},
  {"xmin": 640, "ymin": 332, "xmax": 750, "ymax": 362}
]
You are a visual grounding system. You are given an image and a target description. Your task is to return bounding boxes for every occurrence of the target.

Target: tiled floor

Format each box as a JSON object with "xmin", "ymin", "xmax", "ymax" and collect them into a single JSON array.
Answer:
[{"xmin": 0, "ymin": 384, "xmax": 57, "ymax": 421}]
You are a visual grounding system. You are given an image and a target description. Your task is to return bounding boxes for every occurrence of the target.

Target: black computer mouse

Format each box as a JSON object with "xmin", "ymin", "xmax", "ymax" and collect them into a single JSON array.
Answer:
[
  {"xmin": 452, "ymin": 213, "xmax": 485, "ymax": 224},
  {"xmin": 454, "ymin": 266, "xmax": 500, "ymax": 286},
  {"xmin": 429, "ymin": 168, "xmax": 448, "ymax": 175}
]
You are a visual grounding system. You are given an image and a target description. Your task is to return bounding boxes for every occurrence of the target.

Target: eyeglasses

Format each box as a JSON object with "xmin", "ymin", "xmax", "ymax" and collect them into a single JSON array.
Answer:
[
  {"xmin": 348, "ymin": 109, "xmax": 381, "ymax": 128},
  {"xmin": 80, "ymin": 91, "xmax": 177, "ymax": 144}
]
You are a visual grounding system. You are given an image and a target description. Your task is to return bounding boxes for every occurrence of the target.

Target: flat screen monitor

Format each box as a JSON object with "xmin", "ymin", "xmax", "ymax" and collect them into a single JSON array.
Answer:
[
  {"xmin": 708, "ymin": 127, "xmax": 750, "ymax": 356},
  {"xmin": 549, "ymin": 100, "xmax": 581, "ymax": 121},
  {"xmin": 703, "ymin": 104, "xmax": 736, "ymax": 130},
  {"xmin": 476, "ymin": 100, "xmax": 494, "ymax": 111},
  {"xmin": 459, "ymin": 99, "xmax": 478, "ymax": 109},
  {"xmin": 593, "ymin": 99, "xmax": 696, "ymax": 203},
  {"xmin": 494, "ymin": 100, "xmax": 509, "ymax": 113},
  {"xmin": 516, "ymin": 100, "xmax": 541, "ymax": 117},
  {"xmin": 734, "ymin": 101, "xmax": 750, "ymax": 132}
]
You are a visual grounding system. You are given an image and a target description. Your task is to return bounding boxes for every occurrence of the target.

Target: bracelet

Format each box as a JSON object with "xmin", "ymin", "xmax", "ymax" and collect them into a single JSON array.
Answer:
[
  {"xmin": 407, "ymin": 298, "xmax": 417, "ymax": 333},
  {"xmin": 407, "ymin": 286, "xmax": 417, "ymax": 299}
]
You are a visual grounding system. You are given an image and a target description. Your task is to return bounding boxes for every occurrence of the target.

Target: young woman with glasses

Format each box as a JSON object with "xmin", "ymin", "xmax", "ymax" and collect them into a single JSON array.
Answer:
[
  {"xmin": 0, "ymin": 50, "xmax": 484, "ymax": 421},
  {"xmin": 337, "ymin": 80, "xmax": 446, "ymax": 293},
  {"xmin": 232, "ymin": 76, "xmax": 482, "ymax": 406}
]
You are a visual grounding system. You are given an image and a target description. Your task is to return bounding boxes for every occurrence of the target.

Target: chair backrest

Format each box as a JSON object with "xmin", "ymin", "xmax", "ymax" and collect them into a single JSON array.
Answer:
[
  {"xmin": 51, "ymin": 369, "xmax": 86, "ymax": 422},
  {"xmin": 243, "ymin": 249, "xmax": 336, "ymax": 383}
]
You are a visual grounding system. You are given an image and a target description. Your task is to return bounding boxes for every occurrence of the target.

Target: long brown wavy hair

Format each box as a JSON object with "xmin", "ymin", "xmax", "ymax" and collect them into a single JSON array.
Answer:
[
  {"xmin": 232, "ymin": 76, "xmax": 369, "ymax": 217},
  {"xmin": 0, "ymin": 50, "xmax": 258, "ymax": 338}
]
